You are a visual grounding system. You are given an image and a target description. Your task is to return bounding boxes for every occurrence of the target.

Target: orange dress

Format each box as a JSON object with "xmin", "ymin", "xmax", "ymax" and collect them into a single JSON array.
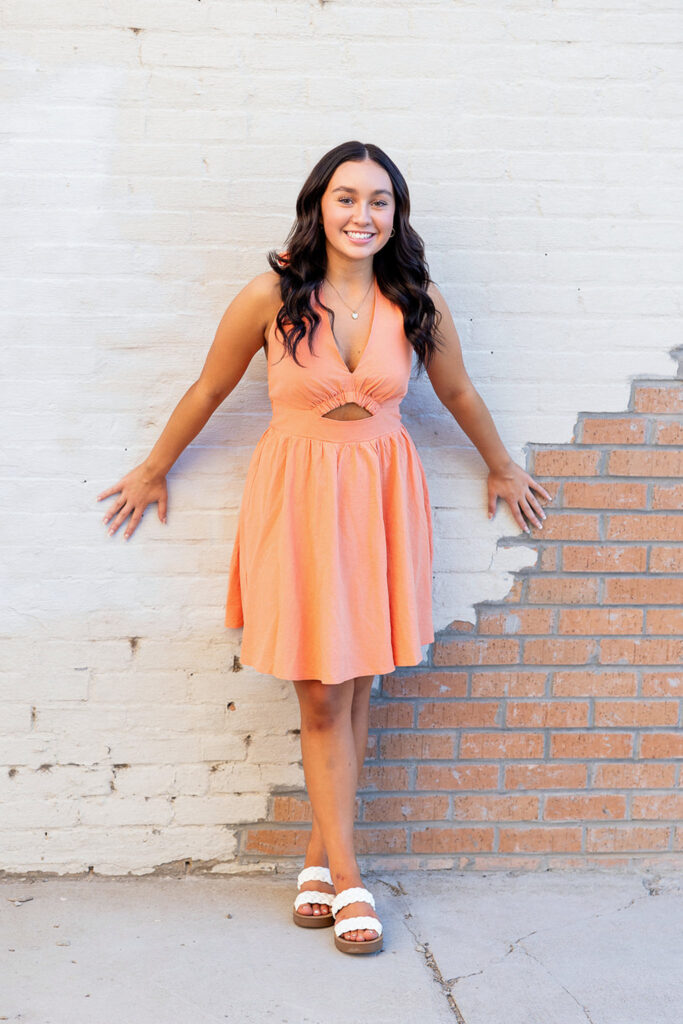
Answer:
[{"xmin": 224, "ymin": 279, "xmax": 434, "ymax": 685}]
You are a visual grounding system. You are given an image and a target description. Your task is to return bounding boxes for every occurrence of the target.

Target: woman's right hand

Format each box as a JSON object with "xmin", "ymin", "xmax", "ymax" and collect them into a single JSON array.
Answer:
[{"xmin": 97, "ymin": 463, "xmax": 168, "ymax": 540}]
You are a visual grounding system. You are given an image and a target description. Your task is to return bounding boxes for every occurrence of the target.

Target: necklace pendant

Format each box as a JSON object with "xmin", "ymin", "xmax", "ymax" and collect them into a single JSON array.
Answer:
[{"xmin": 351, "ymin": 311, "xmax": 359, "ymax": 319}]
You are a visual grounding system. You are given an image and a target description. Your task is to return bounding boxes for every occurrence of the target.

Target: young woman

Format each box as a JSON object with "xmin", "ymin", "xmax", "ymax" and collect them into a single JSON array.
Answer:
[{"xmin": 97, "ymin": 140, "xmax": 551, "ymax": 956}]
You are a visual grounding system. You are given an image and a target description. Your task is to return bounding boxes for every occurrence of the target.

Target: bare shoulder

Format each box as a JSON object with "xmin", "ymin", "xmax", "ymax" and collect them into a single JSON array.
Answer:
[
  {"xmin": 426, "ymin": 279, "xmax": 458, "ymax": 334},
  {"xmin": 423, "ymin": 280, "xmax": 473, "ymax": 404},
  {"xmin": 247, "ymin": 269, "xmax": 283, "ymax": 343},
  {"xmin": 249, "ymin": 268, "xmax": 282, "ymax": 299},
  {"xmin": 426, "ymin": 280, "xmax": 447, "ymax": 311}
]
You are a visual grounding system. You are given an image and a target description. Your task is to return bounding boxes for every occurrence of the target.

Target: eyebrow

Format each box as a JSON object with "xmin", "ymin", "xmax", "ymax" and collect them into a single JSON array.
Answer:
[{"xmin": 331, "ymin": 186, "xmax": 393, "ymax": 197}]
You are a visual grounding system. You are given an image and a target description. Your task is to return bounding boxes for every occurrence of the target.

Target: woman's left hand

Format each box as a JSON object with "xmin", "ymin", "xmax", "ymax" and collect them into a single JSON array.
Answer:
[{"xmin": 487, "ymin": 460, "xmax": 553, "ymax": 533}]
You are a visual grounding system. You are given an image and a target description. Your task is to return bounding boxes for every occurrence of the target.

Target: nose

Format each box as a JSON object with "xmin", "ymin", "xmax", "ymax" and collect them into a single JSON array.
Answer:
[{"xmin": 348, "ymin": 203, "xmax": 374, "ymax": 227}]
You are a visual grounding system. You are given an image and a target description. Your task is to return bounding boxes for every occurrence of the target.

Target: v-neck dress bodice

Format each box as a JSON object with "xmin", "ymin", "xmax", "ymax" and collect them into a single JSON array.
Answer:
[{"xmin": 224, "ymin": 279, "xmax": 434, "ymax": 685}]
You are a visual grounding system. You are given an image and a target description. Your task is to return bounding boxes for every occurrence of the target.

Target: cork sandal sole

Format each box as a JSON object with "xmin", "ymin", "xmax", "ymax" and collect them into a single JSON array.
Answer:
[
  {"xmin": 334, "ymin": 931, "xmax": 383, "ymax": 954},
  {"xmin": 292, "ymin": 866, "xmax": 335, "ymax": 929},
  {"xmin": 292, "ymin": 906, "xmax": 334, "ymax": 928},
  {"xmin": 331, "ymin": 885, "xmax": 384, "ymax": 956}
]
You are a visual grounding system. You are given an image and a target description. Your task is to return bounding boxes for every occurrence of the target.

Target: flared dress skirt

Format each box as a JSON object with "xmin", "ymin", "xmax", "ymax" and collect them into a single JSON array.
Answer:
[{"xmin": 224, "ymin": 278, "xmax": 435, "ymax": 685}]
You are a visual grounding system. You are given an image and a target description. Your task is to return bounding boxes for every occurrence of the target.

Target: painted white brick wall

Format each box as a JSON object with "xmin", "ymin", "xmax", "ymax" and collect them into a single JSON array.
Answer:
[{"xmin": 1, "ymin": 0, "xmax": 681, "ymax": 873}]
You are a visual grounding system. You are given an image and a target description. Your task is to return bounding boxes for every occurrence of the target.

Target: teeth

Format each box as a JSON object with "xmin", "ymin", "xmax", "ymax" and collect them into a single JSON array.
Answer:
[{"xmin": 346, "ymin": 231, "xmax": 373, "ymax": 238}]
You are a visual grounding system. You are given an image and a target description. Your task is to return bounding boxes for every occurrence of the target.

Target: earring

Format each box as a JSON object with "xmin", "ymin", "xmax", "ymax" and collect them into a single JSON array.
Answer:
[{"xmin": 390, "ymin": 228, "xmax": 395, "ymax": 237}]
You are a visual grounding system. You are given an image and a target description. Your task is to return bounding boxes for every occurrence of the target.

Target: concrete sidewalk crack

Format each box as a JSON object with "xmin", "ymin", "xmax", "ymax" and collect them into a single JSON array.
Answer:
[
  {"xmin": 643, "ymin": 873, "xmax": 683, "ymax": 897},
  {"xmin": 373, "ymin": 876, "xmax": 666, "ymax": 1023},
  {"xmin": 516, "ymin": 942, "xmax": 597, "ymax": 1024},
  {"xmin": 376, "ymin": 876, "xmax": 468, "ymax": 1023}
]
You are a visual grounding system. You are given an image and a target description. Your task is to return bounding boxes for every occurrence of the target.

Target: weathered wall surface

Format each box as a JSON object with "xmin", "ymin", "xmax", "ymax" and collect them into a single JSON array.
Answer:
[
  {"xmin": 250, "ymin": 372, "xmax": 683, "ymax": 871},
  {"xmin": 1, "ymin": 0, "xmax": 681, "ymax": 874}
]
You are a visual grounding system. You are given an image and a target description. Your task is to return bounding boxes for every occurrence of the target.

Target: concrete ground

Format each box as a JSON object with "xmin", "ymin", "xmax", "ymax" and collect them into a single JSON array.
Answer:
[{"xmin": 1, "ymin": 868, "xmax": 682, "ymax": 1024}]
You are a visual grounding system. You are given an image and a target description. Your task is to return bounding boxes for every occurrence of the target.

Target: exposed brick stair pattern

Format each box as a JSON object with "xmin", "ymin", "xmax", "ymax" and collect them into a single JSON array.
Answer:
[{"xmin": 241, "ymin": 372, "xmax": 683, "ymax": 871}]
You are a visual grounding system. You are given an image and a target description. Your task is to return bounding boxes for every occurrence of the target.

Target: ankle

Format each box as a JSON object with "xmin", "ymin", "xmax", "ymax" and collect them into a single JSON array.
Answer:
[
  {"xmin": 329, "ymin": 865, "xmax": 363, "ymax": 890},
  {"xmin": 303, "ymin": 842, "xmax": 329, "ymax": 869}
]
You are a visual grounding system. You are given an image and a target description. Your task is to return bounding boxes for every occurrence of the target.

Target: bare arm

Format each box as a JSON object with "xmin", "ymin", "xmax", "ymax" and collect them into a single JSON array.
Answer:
[
  {"xmin": 97, "ymin": 270, "xmax": 280, "ymax": 539},
  {"xmin": 425, "ymin": 282, "xmax": 552, "ymax": 531},
  {"xmin": 142, "ymin": 271, "xmax": 278, "ymax": 475}
]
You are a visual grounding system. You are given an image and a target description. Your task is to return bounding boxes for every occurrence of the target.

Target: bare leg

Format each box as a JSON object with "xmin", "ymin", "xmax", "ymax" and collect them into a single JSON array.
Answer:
[
  {"xmin": 293, "ymin": 675, "xmax": 379, "ymax": 942},
  {"xmin": 298, "ymin": 675, "xmax": 374, "ymax": 914}
]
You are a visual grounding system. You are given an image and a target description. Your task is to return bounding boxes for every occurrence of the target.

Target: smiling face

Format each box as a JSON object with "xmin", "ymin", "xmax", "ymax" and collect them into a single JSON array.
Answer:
[{"xmin": 319, "ymin": 158, "xmax": 396, "ymax": 262}]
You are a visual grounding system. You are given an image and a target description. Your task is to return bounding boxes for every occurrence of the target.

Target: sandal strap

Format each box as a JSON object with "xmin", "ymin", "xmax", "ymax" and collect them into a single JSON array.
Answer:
[
  {"xmin": 334, "ymin": 916, "xmax": 383, "ymax": 938},
  {"xmin": 297, "ymin": 866, "xmax": 333, "ymax": 890},
  {"xmin": 331, "ymin": 886, "xmax": 376, "ymax": 918},
  {"xmin": 293, "ymin": 890, "xmax": 334, "ymax": 911}
]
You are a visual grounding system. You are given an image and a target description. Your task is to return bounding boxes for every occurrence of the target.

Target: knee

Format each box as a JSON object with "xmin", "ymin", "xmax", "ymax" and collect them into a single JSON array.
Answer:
[
  {"xmin": 350, "ymin": 675, "xmax": 373, "ymax": 713},
  {"xmin": 296, "ymin": 680, "xmax": 352, "ymax": 731}
]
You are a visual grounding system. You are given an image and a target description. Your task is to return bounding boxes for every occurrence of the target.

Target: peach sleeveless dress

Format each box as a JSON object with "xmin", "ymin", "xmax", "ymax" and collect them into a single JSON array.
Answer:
[{"xmin": 224, "ymin": 278, "xmax": 434, "ymax": 685}]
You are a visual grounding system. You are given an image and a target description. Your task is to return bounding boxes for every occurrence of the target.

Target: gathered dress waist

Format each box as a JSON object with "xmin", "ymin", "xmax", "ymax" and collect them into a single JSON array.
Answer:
[{"xmin": 268, "ymin": 399, "xmax": 404, "ymax": 443}]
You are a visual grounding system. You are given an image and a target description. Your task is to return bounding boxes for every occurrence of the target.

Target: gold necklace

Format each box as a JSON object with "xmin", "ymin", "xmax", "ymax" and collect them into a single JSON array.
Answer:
[{"xmin": 324, "ymin": 277, "xmax": 374, "ymax": 319}]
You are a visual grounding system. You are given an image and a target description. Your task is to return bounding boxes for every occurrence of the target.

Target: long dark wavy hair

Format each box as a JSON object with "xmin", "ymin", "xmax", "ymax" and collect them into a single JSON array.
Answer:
[{"xmin": 265, "ymin": 140, "xmax": 444, "ymax": 379}]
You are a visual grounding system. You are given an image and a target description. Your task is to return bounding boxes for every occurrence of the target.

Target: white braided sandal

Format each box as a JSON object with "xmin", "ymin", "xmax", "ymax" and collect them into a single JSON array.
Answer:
[
  {"xmin": 331, "ymin": 885, "xmax": 383, "ymax": 954},
  {"xmin": 292, "ymin": 866, "xmax": 335, "ymax": 928}
]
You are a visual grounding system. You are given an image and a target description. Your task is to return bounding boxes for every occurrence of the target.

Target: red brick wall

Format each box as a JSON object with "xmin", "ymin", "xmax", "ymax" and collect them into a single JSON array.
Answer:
[{"xmin": 242, "ymin": 374, "xmax": 683, "ymax": 871}]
